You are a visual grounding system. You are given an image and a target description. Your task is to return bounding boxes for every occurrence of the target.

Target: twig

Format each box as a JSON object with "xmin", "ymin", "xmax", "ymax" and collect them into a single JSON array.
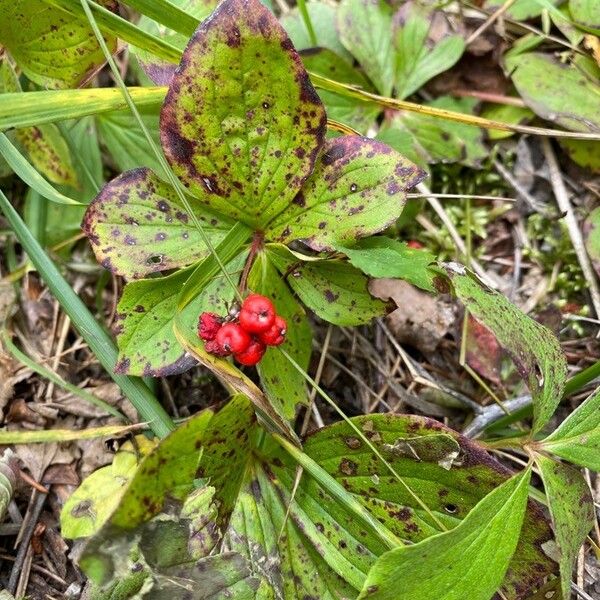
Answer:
[
  {"xmin": 493, "ymin": 159, "xmax": 546, "ymax": 214},
  {"xmin": 462, "ymin": 394, "xmax": 532, "ymax": 438},
  {"xmin": 465, "ymin": 0, "xmax": 519, "ymax": 45},
  {"xmin": 542, "ymin": 138, "xmax": 600, "ymax": 321}
]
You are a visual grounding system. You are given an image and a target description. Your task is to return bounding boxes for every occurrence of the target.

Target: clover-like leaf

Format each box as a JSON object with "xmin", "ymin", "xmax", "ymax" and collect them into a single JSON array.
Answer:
[
  {"xmin": 160, "ymin": 0, "xmax": 327, "ymax": 228},
  {"xmin": 83, "ymin": 168, "xmax": 231, "ymax": 278},
  {"xmin": 0, "ymin": 0, "xmax": 117, "ymax": 89},
  {"xmin": 268, "ymin": 245, "xmax": 390, "ymax": 326},
  {"xmin": 266, "ymin": 136, "xmax": 425, "ymax": 250}
]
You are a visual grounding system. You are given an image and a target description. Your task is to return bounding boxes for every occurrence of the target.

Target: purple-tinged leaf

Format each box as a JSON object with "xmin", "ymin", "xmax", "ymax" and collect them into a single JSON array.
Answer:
[
  {"xmin": 160, "ymin": 0, "xmax": 327, "ymax": 228},
  {"xmin": 82, "ymin": 168, "xmax": 231, "ymax": 279},
  {"xmin": 266, "ymin": 136, "xmax": 425, "ymax": 250}
]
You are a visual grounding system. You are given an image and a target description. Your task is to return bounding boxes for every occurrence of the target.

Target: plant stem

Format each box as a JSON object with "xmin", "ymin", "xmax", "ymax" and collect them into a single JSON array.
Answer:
[
  {"xmin": 238, "ymin": 232, "xmax": 264, "ymax": 294},
  {"xmin": 0, "ymin": 187, "xmax": 175, "ymax": 438},
  {"xmin": 296, "ymin": 0, "xmax": 317, "ymax": 46}
]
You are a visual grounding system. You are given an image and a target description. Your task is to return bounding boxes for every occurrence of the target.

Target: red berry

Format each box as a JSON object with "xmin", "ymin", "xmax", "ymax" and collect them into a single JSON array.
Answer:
[
  {"xmin": 407, "ymin": 240, "xmax": 423, "ymax": 249},
  {"xmin": 215, "ymin": 322, "xmax": 251, "ymax": 354},
  {"xmin": 259, "ymin": 315, "xmax": 287, "ymax": 346},
  {"xmin": 204, "ymin": 339, "xmax": 230, "ymax": 357},
  {"xmin": 198, "ymin": 312, "xmax": 222, "ymax": 341},
  {"xmin": 234, "ymin": 339, "xmax": 266, "ymax": 366},
  {"xmin": 239, "ymin": 294, "xmax": 276, "ymax": 333}
]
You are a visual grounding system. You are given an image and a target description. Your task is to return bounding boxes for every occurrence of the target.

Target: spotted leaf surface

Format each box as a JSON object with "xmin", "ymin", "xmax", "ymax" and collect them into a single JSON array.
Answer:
[
  {"xmin": 266, "ymin": 136, "xmax": 424, "ymax": 250},
  {"xmin": 82, "ymin": 168, "xmax": 231, "ymax": 278},
  {"xmin": 196, "ymin": 400, "xmax": 557, "ymax": 598},
  {"xmin": 249, "ymin": 252, "xmax": 312, "ymax": 420},
  {"xmin": 268, "ymin": 245, "xmax": 389, "ymax": 326},
  {"xmin": 444, "ymin": 265, "xmax": 568, "ymax": 435},
  {"xmin": 160, "ymin": 0, "xmax": 327, "ymax": 228},
  {"xmin": 0, "ymin": 0, "xmax": 117, "ymax": 89},
  {"xmin": 113, "ymin": 254, "xmax": 245, "ymax": 377}
]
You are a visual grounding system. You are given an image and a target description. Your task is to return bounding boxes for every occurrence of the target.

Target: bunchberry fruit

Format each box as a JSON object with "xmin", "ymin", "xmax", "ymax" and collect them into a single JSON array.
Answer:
[
  {"xmin": 234, "ymin": 339, "xmax": 266, "ymax": 366},
  {"xmin": 259, "ymin": 315, "xmax": 287, "ymax": 346},
  {"xmin": 239, "ymin": 294, "xmax": 276, "ymax": 333},
  {"xmin": 198, "ymin": 312, "xmax": 222, "ymax": 341},
  {"xmin": 215, "ymin": 322, "xmax": 251, "ymax": 354},
  {"xmin": 204, "ymin": 339, "xmax": 230, "ymax": 357}
]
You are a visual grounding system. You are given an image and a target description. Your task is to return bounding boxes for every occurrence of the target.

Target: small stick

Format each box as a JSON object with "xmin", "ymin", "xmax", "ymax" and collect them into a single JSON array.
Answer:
[
  {"xmin": 542, "ymin": 138, "xmax": 600, "ymax": 321},
  {"xmin": 466, "ymin": 0, "xmax": 521, "ymax": 45}
]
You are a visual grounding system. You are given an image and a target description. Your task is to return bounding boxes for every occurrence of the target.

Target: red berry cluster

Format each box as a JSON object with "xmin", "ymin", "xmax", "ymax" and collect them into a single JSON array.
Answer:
[{"xmin": 198, "ymin": 294, "xmax": 287, "ymax": 366}]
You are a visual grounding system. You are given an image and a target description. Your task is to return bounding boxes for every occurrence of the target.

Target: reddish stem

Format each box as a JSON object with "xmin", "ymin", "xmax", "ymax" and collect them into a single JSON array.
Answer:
[{"xmin": 239, "ymin": 231, "xmax": 264, "ymax": 294}]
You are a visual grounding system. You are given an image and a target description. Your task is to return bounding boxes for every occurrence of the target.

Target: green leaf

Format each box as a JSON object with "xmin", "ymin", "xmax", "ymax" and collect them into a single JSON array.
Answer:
[
  {"xmin": 482, "ymin": 103, "xmax": 534, "ymax": 141},
  {"xmin": 443, "ymin": 264, "xmax": 568, "ymax": 433},
  {"xmin": 357, "ymin": 469, "xmax": 532, "ymax": 600},
  {"xmin": 248, "ymin": 252, "xmax": 311, "ymax": 420},
  {"xmin": 160, "ymin": 0, "xmax": 326, "ymax": 229},
  {"xmin": 114, "ymin": 254, "xmax": 245, "ymax": 377},
  {"xmin": 485, "ymin": 0, "xmax": 560, "ymax": 20},
  {"xmin": 97, "ymin": 107, "xmax": 166, "ymax": 179},
  {"xmin": 585, "ymin": 206, "xmax": 600, "ymax": 276},
  {"xmin": 378, "ymin": 97, "xmax": 488, "ymax": 168},
  {"xmin": 569, "ymin": 0, "xmax": 600, "ymax": 28},
  {"xmin": 82, "ymin": 167, "xmax": 232, "ymax": 278},
  {"xmin": 300, "ymin": 48, "xmax": 380, "ymax": 134},
  {"xmin": 281, "ymin": 2, "xmax": 353, "ymax": 61},
  {"xmin": 0, "ymin": 132, "xmax": 82, "ymax": 205},
  {"xmin": 338, "ymin": 0, "xmax": 395, "ymax": 96},
  {"xmin": 0, "ymin": 0, "xmax": 117, "ymax": 89},
  {"xmin": 0, "ymin": 87, "xmax": 166, "ymax": 131},
  {"xmin": 61, "ymin": 436, "xmax": 157, "ymax": 539},
  {"xmin": 540, "ymin": 385, "xmax": 600, "ymax": 470},
  {"xmin": 507, "ymin": 52, "xmax": 600, "ymax": 132},
  {"xmin": 336, "ymin": 236, "xmax": 436, "ymax": 292},
  {"xmin": 560, "ymin": 138, "xmax": 600, "ymax": 173},
  {"xmin": 16, "ymin": 124, "xmax": 79, "ymax": 188},
  {"xmin": 534, "ymin": 455, "xmax": 594, "ymax": 599},
  {"xmin": 121, "ymin": 0, "xmax": 199, "ymax": 38},
  {"xmin": 393, "ymin": 2, "xmax": 465, "ymax": 100},
  {"xmin": 265, "ymin": 136, "xmax": 425, "ymax": 250},
  {"xmin": 268, "ymin": 245, "xmax": 389, "ymax": 326}
]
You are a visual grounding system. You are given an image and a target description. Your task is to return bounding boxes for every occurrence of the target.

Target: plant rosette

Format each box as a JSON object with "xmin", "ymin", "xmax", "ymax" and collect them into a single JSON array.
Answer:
[{"xmin": 81, "ymin": 0, "xmax": 425, "ymax": 419}]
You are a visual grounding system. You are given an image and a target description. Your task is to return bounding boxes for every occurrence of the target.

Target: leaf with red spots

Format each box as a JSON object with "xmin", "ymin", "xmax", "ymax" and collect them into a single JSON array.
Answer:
[
  {"xmin": 160, "ymin": 0, "xmax": 327, "ymax": 229},
  {"xmin": 82, "ymin": 168, "xmax": 232, "ymax": 278},
  {"xmin": 268, "ymin": 244, "xmax": 389, "ymax": 326},
  {"xmin": 265, "ymin": 136, "xmax": 425, "ymax": 251},
  {"xmin": 0, "ymin": 0, "xmax": 117, "ymax": 90}
]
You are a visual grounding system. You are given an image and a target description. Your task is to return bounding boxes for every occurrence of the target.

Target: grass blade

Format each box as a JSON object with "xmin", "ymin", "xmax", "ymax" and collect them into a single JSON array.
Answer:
[{"xmin": 0, "ymin": 187, "xmax": 175, "ymax": 438}]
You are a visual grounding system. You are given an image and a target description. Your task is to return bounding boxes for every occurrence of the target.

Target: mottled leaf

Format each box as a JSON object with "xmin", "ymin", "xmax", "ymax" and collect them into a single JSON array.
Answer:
[
  {"xmin": 393, "ymin": 2, "xmax": 465, "ymax": 100},
  {"xmin": 133, "ymin": 0, "xmax": 218, "ymax": 86},
  {"xmin": 61, "ymin": 437, "xmax": 158, "ymax": 539},
  {"xmin": 268, "ymin": 245, "xmax": 389, "ymax": 326},
  {"xmin": 300, "ymin": 48, "xmax": 380, "ymax": 134},
  {"xmin": 507, "ymin": 52, "xmax": 600, "ymax": 132},
  {"xmin": 280, "ymin": 2, "xmax": 353, "ymax": 61},
  {"xmin": 97, "ymin": 107, "xmax": 166, "ymax": 179},
  {"xmin": 82, "ymin": 168, "xmax": 231, "ymax": 278},
  {"xmin": 535, "ymin": 455, "xmax": 594, "ymax": 599},
  {"xmin": 0, "ymin": 0, "xmax": 117, "ymax": 89},
  {"xmin": 249, "ymin": 252, "xmax": 312, "ymax": 420},
  {"xmin": 160, "ymin": 0, "xmax": 326, "ymax": 229},
  {"xmin": 265, "ymin": 136, "xmax": 425, "ymax": 250},
  {"xmin": 336, "ymin": 236, "xmax": 436, "ymax": 292},
  {"xmin": 444, "ymin": 264, "xmax": 568, "ymax": 434},
  {"xmin": 378, "ymin": 97, "xmax": 487, "ymax": 168},
  {"xmin": 114, "ymin": 253, "xmax": 245, "ymax": 377},
  {"xmin": 358, "ymin": 469, "xmax": 532, "ymax": 600},
  {"xmin": 338, "ymin": 0, "xmax": 395, "ymax": 96},
  {"xmin": 540, "ymin": 385, "xmax": 600, "ymax": 470}
]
